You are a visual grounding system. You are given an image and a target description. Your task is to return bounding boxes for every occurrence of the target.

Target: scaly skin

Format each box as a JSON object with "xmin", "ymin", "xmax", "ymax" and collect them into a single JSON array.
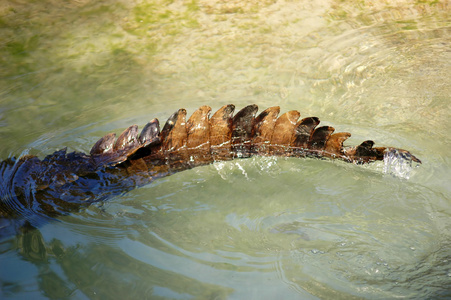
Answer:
[{"xmin": 0, "ymin": 104, "xmax": 421, "ymax": 232}]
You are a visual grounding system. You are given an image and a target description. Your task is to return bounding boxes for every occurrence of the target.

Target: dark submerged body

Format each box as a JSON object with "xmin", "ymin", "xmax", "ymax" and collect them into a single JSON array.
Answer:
[{"xmin": 0, "ymin": 104, "xmax": 420, "ymax": 237}]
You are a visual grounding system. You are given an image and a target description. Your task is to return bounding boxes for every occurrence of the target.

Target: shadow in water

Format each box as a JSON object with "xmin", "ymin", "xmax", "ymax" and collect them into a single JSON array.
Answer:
[{"xmin": 12, "ymin": 223, "xmax": 233, "ymax": 299}]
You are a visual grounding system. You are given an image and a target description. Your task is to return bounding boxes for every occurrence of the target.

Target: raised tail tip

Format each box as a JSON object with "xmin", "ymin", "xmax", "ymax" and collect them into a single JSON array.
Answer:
[
  {"xmin": 383, "ymin": 148, "xmax": 421, "ymax": 179},
  {"xmin": 384, "ymin": 147, "xmax": 421, "ymax": 164}
]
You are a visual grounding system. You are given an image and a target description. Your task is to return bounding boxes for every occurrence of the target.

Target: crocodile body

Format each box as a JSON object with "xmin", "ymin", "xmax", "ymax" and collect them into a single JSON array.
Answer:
[{"xmin": 0, "ymin": 104, "xmax": 420, "ymax": 234}]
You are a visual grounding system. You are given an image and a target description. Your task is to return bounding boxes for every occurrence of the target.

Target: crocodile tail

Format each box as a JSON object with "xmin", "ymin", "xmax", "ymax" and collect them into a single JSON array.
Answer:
[{"xmin": 89, "ymin": 104, "xmax": 421, "ymax": 167}]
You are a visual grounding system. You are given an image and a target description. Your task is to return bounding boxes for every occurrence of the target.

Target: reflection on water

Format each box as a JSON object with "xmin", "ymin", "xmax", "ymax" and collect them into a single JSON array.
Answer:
[
  {"xmin": 0, "ymin": 0, "xmax": 450, "ymax": 299},
  {"xmin": 12, "ymin": 222, "xmax": 232, "ymax": 299}
]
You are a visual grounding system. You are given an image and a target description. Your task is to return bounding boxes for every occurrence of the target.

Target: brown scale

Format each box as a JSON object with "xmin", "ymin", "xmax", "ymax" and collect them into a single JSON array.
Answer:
[
  {"xmin": 186, "ymin": 105, "xmax": 212, "ymax": 162},
  {"xmin": 231, "ymin": 104, "xmax": 258, "ymax": 158},
  {"xmin": 252, "ymin": 106, "xmax": 280, "ymax": 154},
  {"xmin": 269, "ymin": 110, "xmax": 301, "ymax": 155},
  {"xmin": 309, "ymin": 126, "xmax": 336, "ymax": 152},
  {"xmin": 209, "ymin": 104, "xmax": 235, "ymax": 161},
  {"xmin": 324, "ymin": 132, "xmax": 352, "ymax": 159}
]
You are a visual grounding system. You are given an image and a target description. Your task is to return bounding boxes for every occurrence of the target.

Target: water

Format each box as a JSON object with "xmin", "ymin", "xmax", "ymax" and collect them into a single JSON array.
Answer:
[{"xmin": 0, "ymin": 0, "xmax": 450, "ymax": 298}]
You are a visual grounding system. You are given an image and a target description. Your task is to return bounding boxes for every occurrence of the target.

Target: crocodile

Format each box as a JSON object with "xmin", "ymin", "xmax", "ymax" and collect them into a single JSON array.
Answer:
[{"xmin": 0, "ymin": 104, "xmax": 421, "ymax": 236}]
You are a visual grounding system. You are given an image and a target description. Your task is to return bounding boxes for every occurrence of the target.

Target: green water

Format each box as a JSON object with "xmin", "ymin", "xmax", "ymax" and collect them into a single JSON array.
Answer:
[{"xmin": 0, "ymin": 0, "xmax": 450, "ymax": 299}]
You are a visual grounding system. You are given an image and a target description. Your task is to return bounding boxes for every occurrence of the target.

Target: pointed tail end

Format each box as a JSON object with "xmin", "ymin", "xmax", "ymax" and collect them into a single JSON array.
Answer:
[{"xmin": 383, "ymin": 148, "xmax": 421, "ymax": 179}]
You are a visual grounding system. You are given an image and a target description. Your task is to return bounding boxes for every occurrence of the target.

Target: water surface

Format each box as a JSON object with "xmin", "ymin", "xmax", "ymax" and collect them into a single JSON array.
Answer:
[{"xmin": 0, "ymin": 0, "xmax": 450, "ymax": 299}]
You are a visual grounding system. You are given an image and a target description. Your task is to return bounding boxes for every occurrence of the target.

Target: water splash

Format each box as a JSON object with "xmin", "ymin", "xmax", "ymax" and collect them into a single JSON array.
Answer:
[{"xmin": 383, "ymin": 148, "xmax": 417, "ymax": 179}]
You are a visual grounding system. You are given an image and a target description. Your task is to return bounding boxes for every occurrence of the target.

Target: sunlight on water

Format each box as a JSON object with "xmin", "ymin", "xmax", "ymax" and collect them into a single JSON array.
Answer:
[{"xmin": 0, "ymin": 0, "xmax": 450, "ymax": 299}]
